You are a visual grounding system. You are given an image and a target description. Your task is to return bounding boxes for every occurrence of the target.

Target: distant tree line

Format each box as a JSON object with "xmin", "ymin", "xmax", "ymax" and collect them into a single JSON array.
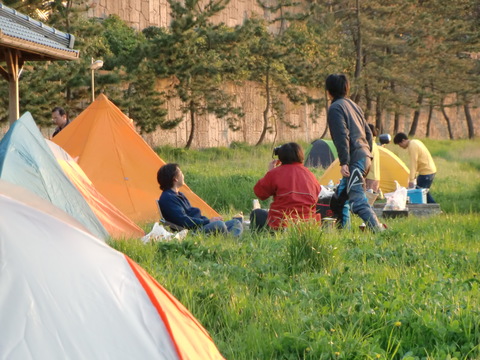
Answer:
[{"xmin": 1, "ymin": 0, "xmax": 478, "ymax": 146}]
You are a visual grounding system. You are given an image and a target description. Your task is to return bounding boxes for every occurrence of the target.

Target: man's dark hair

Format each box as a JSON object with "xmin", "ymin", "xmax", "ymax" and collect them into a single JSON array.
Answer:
[
  {"xmin": 157, "ymin": 163, "xmax": 179, "ymax": 190},
  {"xmin": 368, "ymin": 124, "xmax": 378, "ymax": 137},
  {"xmin": 52, "ymin": 106, "xmax": 67, "ymax": 117},
  {"xmin": 325, "ymin": 74, "xmax": 350, "ymax": 99},
  {"xmin": 278, "ymin": 142, "xmax": 304, "ymax": 164},
  {"xmin": 393, "ymin": 132, "xmax": 408, "ymax": 145}
]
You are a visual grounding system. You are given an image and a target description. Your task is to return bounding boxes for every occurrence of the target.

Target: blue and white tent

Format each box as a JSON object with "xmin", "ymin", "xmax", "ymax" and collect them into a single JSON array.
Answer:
[{"xmin": 0, "ymin": 112, "xmax": 107, "ymax": 239}]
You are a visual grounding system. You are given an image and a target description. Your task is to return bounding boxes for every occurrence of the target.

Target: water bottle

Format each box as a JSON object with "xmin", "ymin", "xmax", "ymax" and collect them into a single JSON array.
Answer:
[{"xmin": 327, "ymin": 180, "xmax": 335, "ymax": 190}]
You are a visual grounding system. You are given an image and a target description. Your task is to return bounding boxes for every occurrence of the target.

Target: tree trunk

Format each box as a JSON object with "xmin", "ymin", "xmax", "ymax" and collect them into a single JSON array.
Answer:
[
  {"xmin": 256, "ymin": 68, "xmax": 270, "ymax": 146},
  {"xmin": 375, "ymin": 93, "xmax": 382, "ymax": 133},
  {"xmin": 185, "ymin": 100, "xmax": 195, "ymax": 149},
  {"xmin": 440, "ymin": 97, "xmax": 454, "ymax": 140},
  {"xmin": 390, "ymin": 81, "xmax": 400, "ymax": 134},
  {"xmin": 393, "ymin": 112, "xmax": 400, "ymax": 135},
  {"xmin": 364, "ymin": 83, "xmax": 372, "ymax": 122},
  {"xmin": 409, "ymin": 92, "xmax": 423, "ymax": 136},
  {"xmin": 65, "ymin": 0, "xmax": 73, "ymax": 32},
  {"xmin": 320, "ymin": 91, "xmax": 329, "ymax": 139},
  {"xmin": 354, "ymin": 0, "xmax": 362, "ymax": 81},
  {"xmin": 463, "ymin": 99, "xmax": 475, "ymax": 139},
  {"xmin": 426, "ymin": 102, "xmax": 433, "ymax": 138},
  {"xmin": 351, "ymin": 0, "xmax": 362, "ymax": 103}
]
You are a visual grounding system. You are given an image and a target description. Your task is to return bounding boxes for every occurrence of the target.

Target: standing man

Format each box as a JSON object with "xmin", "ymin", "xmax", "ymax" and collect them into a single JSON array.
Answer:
[
  {"xmin": 325, "ymin": 74, "xmax": 384, "ymax": 231},
  {"xmin": 51, "ymin": 107, "xmax": 70, "ymax": 137},
  {"xmin": 393, "ymin": 132, "xmax": 437, "ymax": 203}
]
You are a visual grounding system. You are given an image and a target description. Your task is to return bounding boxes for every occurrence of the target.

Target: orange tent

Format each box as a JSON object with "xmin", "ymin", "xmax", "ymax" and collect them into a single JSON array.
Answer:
[
  {"xmin": 52, "ymin": 94, "xmax": 219, "ymax": 223},
  {"xmin": 318, "ymin": 146, "xmax": 409, "ymax": 194},
  {"xmin": 47, "ymin": 140, "xmax": 145, "ymax": 239}
]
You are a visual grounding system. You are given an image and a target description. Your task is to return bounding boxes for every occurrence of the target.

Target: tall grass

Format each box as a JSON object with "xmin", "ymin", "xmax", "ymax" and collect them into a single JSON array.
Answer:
[{"xmin": 111, "ymin": 139, "xmax": 480, "ymax": 359}]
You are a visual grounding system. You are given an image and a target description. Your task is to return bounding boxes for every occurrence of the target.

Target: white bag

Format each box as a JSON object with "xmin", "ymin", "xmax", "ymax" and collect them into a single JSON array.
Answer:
[
  {"xmin": 141, "ymin": 222, "xmax": 188, "ymax": 243},
  {"xmin": 383, "ymin": 181, "xmax": 407, "ymax": 211}
]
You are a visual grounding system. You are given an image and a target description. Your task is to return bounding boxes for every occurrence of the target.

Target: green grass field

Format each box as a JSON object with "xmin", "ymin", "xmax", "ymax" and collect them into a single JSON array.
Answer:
[{"xmin": 110, "ymin": 139, "xmax": 480, "ymax": 359}]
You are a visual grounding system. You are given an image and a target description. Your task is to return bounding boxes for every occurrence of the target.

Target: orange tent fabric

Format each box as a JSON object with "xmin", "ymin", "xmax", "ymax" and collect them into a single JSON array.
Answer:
[
  {"xmin": 52, "ymin": 94, "xmax": 219, "ymax": 223},
  {"xmin": 47, "ymin": 140, "xmax": 145, "ymax": 239},
  {"xmin": 318, "ymin": 146, "xmax": 409, "ymax": 194},
  {"xmin": 126, "ymin": 257, "xmax": 225, "ymax": 359}
]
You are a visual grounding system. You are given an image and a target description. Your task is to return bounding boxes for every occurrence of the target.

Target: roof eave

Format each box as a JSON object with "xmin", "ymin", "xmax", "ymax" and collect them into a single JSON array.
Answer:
[{"xmin": 0, "ymin": 34, "xmax": 79, "ymax": 61}]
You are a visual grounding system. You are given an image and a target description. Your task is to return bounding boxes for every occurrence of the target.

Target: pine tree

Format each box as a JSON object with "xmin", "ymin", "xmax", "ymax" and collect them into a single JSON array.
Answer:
[
  {"xmin": 140, "ymin": 0, "xmax": 244, "ymax": 148},
  {"xmin": 236, "ymin": 18, "xmax": 317, "ymax": 145}
]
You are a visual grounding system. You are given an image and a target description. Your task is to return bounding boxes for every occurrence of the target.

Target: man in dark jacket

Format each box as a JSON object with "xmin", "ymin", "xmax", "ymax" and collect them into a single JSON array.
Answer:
[
  {"xmin": 325, "ymin": 74, "xmax": 384, "ymax": 231},
  {"xmin": 51, "ymin": 107, "xmax": 70, "ymax": 137}
]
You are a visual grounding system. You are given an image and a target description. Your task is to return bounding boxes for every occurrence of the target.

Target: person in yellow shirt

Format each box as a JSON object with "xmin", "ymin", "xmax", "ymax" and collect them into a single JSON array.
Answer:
[
  {"xmin": 393, "ymin": 132, "xmax": 437, "ymax": 203},
  {"xmin": 366, "ymin": 124, "xmax": 380, "ymax": 194}
]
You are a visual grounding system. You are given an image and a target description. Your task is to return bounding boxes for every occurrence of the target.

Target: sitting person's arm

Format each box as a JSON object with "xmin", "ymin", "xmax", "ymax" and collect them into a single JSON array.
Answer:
[
  {"xmin": 160, "ymin": 190, "xmax": 210, "ymax": 229},
  {"xmin": 254, "ymin": 169, "xmax": 276, "ymax": 200}
]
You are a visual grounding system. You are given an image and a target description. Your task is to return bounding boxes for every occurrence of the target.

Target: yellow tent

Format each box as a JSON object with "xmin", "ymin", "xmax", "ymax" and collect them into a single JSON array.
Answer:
[
  {"xmin": 52, "ymin": 94, "xmax": 219, "ymax": 223},
  {"xmin": 318, "ymin": 146, "xmax": 409, "ymax": 194}
]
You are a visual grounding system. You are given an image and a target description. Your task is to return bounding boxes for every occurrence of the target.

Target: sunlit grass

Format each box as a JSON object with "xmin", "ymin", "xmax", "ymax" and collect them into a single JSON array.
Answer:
[{"xmin": 110, "ymin": 139, "xmax": 480, "ymax": 359}]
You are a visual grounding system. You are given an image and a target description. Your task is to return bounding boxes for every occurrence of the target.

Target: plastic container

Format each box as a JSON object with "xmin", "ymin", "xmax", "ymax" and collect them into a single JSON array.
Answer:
[
  {"xmin": 365, "ymin": 190, "xmax": 378, "ymax": 206},
  {"xmin": 407, "ymin": 189, "xmax": 427, "ymax": 204}
]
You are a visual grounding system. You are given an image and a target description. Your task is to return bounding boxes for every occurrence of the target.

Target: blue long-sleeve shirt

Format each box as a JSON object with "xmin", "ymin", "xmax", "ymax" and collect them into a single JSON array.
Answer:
[{"xmin": 159, "ymin": 189, "xmax": 210, "ymax": 229}]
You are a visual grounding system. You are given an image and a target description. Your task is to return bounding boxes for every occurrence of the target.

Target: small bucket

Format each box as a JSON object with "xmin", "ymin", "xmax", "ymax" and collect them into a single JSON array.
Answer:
[{"xmin": 322, "ymin": 217, "xmax": 337, "ymax": 231}]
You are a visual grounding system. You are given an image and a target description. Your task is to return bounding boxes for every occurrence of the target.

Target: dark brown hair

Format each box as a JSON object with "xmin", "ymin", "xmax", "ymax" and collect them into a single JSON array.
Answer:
[
  {"xmin": 278, "ymin": 142, "xmax": 304, "ymax": 164},
  {"xmin": 157, "ymin": 163, "xmax": 179, "ymax": 190}
]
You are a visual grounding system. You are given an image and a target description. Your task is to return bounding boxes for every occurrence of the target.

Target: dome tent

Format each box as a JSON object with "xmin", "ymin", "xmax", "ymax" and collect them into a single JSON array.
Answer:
[
  {"xmin": 319, "ymin": 146, "xmax": 409, "ymax": 194},
  {"xmin": 0, "ymin": 112, "xmax": 107, "ymax": 239},
  {"xmin": 304, "ymin": 139, "xmax": 338, "ymax": 169},
  {"xmin": 0, "ymin": 180, "xmax": 224, "ymax": 359}
]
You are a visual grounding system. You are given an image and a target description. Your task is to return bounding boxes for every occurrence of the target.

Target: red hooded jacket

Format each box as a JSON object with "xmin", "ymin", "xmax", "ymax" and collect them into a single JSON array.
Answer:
[{"xmin": 254, "ymin": 163, "xmax": 320, "ymax": 229}]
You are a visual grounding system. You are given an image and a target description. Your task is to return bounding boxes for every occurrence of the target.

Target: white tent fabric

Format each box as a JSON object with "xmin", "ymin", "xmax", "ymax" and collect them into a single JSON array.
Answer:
[{"xmin": 0, "ymin": 180, "xmax": 224, "ymax": 360}]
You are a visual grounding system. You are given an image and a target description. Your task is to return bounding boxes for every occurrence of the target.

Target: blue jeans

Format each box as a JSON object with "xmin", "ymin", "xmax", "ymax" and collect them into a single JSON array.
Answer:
[
  {"xmin": 202, "ymin": 219, "xmax": 243, "ymax": 237},
  {"xmin": 416, "ymin": 173, "xmax": 436, "ymax": 203},
  {"xmin": 336, "ymin": 158, "xmax": 382, "ymax": 231}
]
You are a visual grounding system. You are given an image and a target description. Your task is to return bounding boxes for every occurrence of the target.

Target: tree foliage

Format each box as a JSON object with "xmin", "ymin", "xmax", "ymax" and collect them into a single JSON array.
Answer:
[
  {"xmin": 140, "ymin": 0, "xmax": 245, "ymax": 148},
  {"xmin": 1, "ymin": 0, "xmax": 479, "ymax": 140}
]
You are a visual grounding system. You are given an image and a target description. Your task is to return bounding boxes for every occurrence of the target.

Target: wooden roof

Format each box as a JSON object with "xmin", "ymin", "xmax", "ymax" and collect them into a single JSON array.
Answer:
[{"xmin": 0, "ymin": 4, "xmax": 79, "ymax": 61}]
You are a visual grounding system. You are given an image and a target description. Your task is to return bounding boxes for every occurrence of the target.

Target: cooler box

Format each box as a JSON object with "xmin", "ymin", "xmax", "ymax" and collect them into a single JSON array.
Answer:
[{"xmin": 407, "ymin": 189, "xmax": 427, "ymax": 204}]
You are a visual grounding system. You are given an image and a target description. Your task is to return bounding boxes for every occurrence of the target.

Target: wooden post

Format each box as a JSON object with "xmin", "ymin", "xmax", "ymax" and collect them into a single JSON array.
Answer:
[{"xmin": 2, "ymin": 49, "xmax": 24, "ymax": 125}]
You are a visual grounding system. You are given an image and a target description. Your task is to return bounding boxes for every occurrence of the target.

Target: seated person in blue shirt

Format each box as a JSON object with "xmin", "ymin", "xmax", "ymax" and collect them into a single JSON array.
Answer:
[{"xmin": 157, "ymin": 163, "xmax": 243, "ymax": 237}]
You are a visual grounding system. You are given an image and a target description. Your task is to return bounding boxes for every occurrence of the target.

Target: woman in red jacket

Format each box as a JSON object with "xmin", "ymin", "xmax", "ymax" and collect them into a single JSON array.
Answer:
[{"xmin": 251, "ymin": 142, "xmax": 321, "ymax": 230}]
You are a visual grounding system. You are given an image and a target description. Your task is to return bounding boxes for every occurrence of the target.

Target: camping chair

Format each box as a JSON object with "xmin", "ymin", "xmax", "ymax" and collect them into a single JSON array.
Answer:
[{"xmin": 156, "ymin": 200, "xmax": 185, "ymax": 232}]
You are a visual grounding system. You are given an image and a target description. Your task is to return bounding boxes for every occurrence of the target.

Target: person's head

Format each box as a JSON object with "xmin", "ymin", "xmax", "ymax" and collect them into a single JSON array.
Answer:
[
  {"xmin": 368, "ymin": 124, "xmax": 378, "ymax": 137},
  {"xmin": 277, "ymin": 142, "xmax": 304, "ymax": 164},
  {"xmin": 157, "ymin": 163, "xmax": 184, "ymax": 190},
  {"xmin": 52, "ymin": 107, "xmax": 68, "ymax": 128},
  {"xmin": 393, "ymin": 132, "xmax": 409, "ymax": 149},
  {"xmin": 325, "ymin": 74, "xmax": 350, "ymax": 100}
]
